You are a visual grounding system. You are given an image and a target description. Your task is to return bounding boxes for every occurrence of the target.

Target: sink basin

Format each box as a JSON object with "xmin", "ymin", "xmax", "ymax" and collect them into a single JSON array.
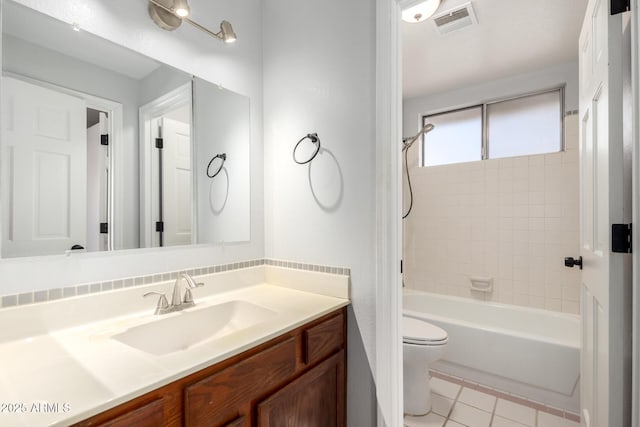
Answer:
[{"xmin": 112, "ymin": 300, "xmax": 276, "ymax": 355}]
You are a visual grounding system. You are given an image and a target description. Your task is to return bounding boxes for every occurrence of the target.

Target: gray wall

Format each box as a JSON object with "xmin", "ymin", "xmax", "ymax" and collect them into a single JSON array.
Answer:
[{"xmin": 262, "ymin": 0, "xmax": 377, "ymax": 425}]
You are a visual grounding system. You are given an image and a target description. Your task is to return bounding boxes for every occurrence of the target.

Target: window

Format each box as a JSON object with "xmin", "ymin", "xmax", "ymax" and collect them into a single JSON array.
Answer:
[
  {"xmin": 422, "ymin": 106, "xmax": 482, "ymax": 167},
  {"xmin": 421, "ymin": 88, "xmax": 563, "ymax": 167}
]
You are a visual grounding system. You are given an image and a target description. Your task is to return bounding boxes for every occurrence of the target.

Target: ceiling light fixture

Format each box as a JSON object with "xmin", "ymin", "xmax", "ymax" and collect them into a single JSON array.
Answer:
[
  {"xmin": 148, "ymin": 0, "xmax": 236, "ymax": 43},
  {"xmin": 402, "ymin": 0, "xmax": 441, "ymax": 23}
]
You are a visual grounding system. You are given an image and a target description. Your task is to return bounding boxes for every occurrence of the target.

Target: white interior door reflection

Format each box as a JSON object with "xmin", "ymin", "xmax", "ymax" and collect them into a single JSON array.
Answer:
[
  {"xmin": 149, "ymin": 103, "xmax": 193, "ymax": 248},
  {"xmin": 86, "ymin": 110, "xmax": 109, "ymax": 252},
  {"xmin": 1, "ymin": 76, "xmax": 87, "ymax": 257},
  {"xmin": 160, "ymin": 115, "xmax": 192, "ymax": 246}
]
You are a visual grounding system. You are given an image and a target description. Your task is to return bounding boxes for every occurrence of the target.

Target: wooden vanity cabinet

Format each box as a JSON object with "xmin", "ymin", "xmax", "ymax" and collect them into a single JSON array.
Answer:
[
  {"xmin": 256, "ymin": 350, "xmax": 345, "ymax": 427},
  {"xmin": 73, "ymin": 307, "xmax": 346, "ymax": 427}
]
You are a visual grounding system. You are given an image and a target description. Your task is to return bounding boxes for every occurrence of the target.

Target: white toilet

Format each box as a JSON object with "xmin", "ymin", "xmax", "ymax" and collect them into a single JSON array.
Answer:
[{"xmin": 403, "ymin": 316, "xmax": 449, "ymax": 416}]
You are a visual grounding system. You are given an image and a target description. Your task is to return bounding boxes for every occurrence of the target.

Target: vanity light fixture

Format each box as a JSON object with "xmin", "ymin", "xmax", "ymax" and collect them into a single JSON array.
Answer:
[
  {"xmin": 401, "ymin": 0, "xmax": 441, "ymax": 23},
  {"xmin": 148, "ymin": 0, "xmax": 237, "ymax": 43},
  {"xmin": 172, "ymin": 0, "xmax": 190, "ymax": 17}
]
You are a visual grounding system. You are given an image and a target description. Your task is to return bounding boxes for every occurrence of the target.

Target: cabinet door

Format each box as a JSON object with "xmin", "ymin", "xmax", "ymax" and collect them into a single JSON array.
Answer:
[
  {"xmin": 96, "ymin": 398, "xmax": 164, "ymax": 427},
  {"xmin": 185, "ymin": 337, "xmax": 296, "ymax": 427},
  {"xmin": 257, "ymin": 350, "xmax": 345, "ymax": 427}
]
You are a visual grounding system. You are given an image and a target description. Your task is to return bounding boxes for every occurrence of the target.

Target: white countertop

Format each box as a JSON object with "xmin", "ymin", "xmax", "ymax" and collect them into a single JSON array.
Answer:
[{"xmin": 0, "ymin": 266, "xmax": 350, "ymax": 426}]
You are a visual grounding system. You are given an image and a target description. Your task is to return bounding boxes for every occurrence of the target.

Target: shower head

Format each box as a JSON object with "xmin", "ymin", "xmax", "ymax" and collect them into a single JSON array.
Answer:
[{"xmin": 402, "ymin": 123, "xmax": 434, "ymax": 151}]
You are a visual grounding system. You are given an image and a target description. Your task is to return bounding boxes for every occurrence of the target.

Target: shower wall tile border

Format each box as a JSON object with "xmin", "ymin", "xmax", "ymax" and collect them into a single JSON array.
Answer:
[{"xmin": 0, "ymin": 258, "xmax": 350, "ymax": 309}]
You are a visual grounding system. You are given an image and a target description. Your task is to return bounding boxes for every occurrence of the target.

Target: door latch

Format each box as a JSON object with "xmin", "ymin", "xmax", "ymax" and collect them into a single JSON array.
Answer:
[{"xmin": 564, "ymin": 256, "xmax": 582, "ymax": 270}]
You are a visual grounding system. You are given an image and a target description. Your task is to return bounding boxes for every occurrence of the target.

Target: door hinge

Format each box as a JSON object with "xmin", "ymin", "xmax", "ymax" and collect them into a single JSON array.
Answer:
[
  {"xmin": 99, "ymin": 222, "xmax": 108, "ymax": 234},
  {"xmin": 156, "ymin": 221, "xmax": 164, "ymax": 232},
  {"xmin": 611, "ymin": 0, "xmax": 630, "ymax": 15},
  {"xmin": 100, "ymin": 134, "xmax": 109, "ymax": 146},
  {"xmin": 155, "ymin": 138, "xmax": 164, "ymax": 149},
  {"xmin": 400, "ymin": 259, "xmax": 403, "ymax": 274},
  {"xmin": 612, "ymin": 223, "xmax": 632, "ymax": 253}
]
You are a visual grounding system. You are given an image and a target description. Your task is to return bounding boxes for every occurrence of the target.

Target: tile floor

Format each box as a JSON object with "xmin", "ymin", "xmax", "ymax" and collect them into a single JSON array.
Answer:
[{"xmin": 404, "ymin": 377, "xmax": 580, "ymax": 427}]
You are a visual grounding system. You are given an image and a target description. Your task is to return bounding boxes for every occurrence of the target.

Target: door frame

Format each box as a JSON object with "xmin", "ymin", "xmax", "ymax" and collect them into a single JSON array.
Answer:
[
  {"xmin": 377, "ymin": 1, "xmax": 640, "ymax": 426},
  {"xmin": 1, "ymin": 71, "xmax": 123, "ymax": 252},
  {"xmin": 139, "ymin": 82, "xmax": 193, "ymax": 248},
  {"xmin": 375, "ymin": 0, "xmax": 406, "ymax": 425},
  {"xmin": 632, "ymin": 1, "xmax": 640, "ymax": 425}
]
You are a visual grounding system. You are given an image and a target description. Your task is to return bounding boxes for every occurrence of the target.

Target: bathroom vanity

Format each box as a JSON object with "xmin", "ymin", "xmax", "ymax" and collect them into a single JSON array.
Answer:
[
  {"xmin": 74, "ymin": 308, "xmax": 346, "ymax": 427},
  {"xmin": 0, "ymin": 265, "xmax": 349, "ymax": 426}
]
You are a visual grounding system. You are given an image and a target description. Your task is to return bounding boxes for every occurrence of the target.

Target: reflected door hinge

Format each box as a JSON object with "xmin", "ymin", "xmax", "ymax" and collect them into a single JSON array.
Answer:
[
  {"xmin": 155, "ymin": 138, "xmax": 164, "ymax": 149},
  {"xmin": 99, "ymin": 223, "xmax": 108, "ymax": 234},
  {"xmin": 612, "ymin": 223, "xmax": 632, "ymax": 253},
  {"xmin": 611, "ymin": 0, "xmax": 630, "ymax": 15},
  {"xmin": 100, "ymin": 134, "xmax": 109, "ymax": 145},
  {"xmin": 156, "ymin": 221, "xmax": 164, "ymax": 232}
]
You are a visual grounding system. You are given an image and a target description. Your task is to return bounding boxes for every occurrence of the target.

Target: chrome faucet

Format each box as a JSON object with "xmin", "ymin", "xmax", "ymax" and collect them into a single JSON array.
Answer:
[
  {"xmin": 143, "ymin": 272, "xmax": 204, "ymax": 315},
  {"xmin": 170, "ymin": 272, "xmax": 204, "ymax": 309}
]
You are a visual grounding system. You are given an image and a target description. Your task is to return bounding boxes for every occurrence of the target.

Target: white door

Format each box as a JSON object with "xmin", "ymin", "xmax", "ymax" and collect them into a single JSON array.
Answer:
[
  {"xmin": 86, "ymin": 112, "xmax": 109, "ymax": 252},
  {"xmin": 161, "ymin": 117, "xmax": 192, "ymax": 246},
  {"xmin": 579, "ymin": 2, "xmax": 631, "ymax": 426},
  {"xmin": 1, "ymin": 76, "xmax": 87, "ymax": 257}
]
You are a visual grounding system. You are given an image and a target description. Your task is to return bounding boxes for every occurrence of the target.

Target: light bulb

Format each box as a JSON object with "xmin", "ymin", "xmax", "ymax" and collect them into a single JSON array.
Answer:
[
  {"xmin": 173, "ymin": 0, "xmax": 190, "ymax": 17},
  {"xmin": 175, "ymin": 8, "xmax": 189, "ymax": 17}
]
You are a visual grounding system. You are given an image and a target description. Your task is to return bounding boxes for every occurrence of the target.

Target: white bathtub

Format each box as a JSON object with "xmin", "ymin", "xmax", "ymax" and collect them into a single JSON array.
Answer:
[{"xmin": 403, "ymin": 289, "xmax": 581, "ymax": 412}]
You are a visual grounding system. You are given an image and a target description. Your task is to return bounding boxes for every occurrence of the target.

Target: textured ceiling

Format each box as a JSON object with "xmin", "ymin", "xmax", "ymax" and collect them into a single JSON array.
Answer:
[{"xmin": 402, "ymin": 0, "xmax": 587, "ymax": 99}]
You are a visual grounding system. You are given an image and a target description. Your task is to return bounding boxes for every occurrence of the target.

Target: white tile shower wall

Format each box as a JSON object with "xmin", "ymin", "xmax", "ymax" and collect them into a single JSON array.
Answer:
[{"xmin": 403, "ymin": 115, "xmax": 580, "ymax": 314}]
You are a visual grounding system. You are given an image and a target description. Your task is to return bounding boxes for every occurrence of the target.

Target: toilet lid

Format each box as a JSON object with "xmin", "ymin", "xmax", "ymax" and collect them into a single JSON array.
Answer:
[{"xmin": 403, "ymin": 316, "xmax": 448, "ymax": 344}]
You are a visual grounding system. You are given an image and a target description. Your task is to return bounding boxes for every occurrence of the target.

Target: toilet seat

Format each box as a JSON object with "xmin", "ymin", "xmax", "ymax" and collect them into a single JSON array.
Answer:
[{"xmin": 403, "ymin": 316, "xmax": 448, "ymax": 346}]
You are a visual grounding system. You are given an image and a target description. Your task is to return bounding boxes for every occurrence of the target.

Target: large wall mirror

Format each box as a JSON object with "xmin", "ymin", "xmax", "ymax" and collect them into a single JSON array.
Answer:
[{"xmin": 1, "ymin": 0, "xmax": 250, "ymax": 258}]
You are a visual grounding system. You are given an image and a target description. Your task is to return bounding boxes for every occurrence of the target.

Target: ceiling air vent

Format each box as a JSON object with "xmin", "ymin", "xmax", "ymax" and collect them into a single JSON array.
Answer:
[{"xmin": 433, "ymin": 2, "xmax": 477, "ymax": 35}]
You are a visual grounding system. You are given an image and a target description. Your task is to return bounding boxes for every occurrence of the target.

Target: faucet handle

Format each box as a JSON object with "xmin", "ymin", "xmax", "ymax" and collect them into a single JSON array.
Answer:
[
  {"xmin": 182, "ymin": 280, "xmax": 203, "ymax": 306},
  {"xmin": 183, "ymin": 288, "xmax": 195, "ymax": 305},
  {"xmin": 143, "ymin": 291, "xmax": 170, "ymax": 314}
]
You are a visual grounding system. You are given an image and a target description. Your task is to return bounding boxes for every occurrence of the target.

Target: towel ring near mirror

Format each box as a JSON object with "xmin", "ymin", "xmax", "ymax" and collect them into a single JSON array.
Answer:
[
  {"xmin": 293, "ymin": 133, "xmax": 321, "ymax": 164},
  {"xmin": 207, "ymin": 153, "xmax": 227, "ymax": 178}
]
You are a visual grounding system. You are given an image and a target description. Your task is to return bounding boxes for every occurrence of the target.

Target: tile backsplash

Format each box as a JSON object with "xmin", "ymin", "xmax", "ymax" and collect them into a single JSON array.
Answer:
[
  {"xmin": 0, "ymin": 258, "xmax": 350, "ymax": 309},
  {"xmin": 403, "ymin": 114, "xmax": 580, "ymax": 314}
]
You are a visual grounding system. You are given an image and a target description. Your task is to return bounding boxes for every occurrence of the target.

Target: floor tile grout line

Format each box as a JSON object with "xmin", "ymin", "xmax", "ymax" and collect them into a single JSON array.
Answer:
[
  {"xmin": 448, "ymin": 381, "xmax": 464, "ymax": 422},
  {"xmin": 488, "ymin": 394, "xmax": 499, "ymax": 427}
]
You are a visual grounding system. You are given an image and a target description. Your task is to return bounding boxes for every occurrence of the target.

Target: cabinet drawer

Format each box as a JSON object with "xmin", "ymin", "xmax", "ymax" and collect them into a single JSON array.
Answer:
[
  {"xmin": 303, "ymin": 311, "xmax": 345, "ymax": 365},
  {"xmin": 96, "ymin": 398, "xmax": 163, "ymax": 427},
  {"xmin": 185, "ymin": 337, "xmax": 297, "ymax": 427}
]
